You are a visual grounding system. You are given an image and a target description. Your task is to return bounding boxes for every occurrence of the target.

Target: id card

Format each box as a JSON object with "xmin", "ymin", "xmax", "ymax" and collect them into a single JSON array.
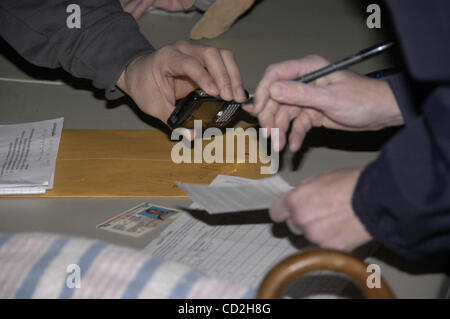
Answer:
[{"xmin": 97, "ymin": 202, "xmax": 180, "ymax": 237}]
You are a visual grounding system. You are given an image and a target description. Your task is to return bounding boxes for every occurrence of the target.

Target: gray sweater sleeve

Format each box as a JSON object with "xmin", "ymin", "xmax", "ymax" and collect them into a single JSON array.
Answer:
[{"xmin": 0, "ymin": 0, "xmax": 155, "ymax": 99}]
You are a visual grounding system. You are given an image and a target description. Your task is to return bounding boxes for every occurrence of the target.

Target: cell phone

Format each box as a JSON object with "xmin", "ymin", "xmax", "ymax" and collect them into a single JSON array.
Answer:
[{"xmin": 167, "ymin": 89, "xmax": 249, "ymax": 129}]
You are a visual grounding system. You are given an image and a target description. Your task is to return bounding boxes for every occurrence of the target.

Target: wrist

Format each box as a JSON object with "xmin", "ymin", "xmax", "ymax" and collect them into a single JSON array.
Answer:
[
  {"xmin": 116, "ymin": 69, "xmax": 127, "ymax": 93},
  {"xmin": 374, "ymin": 80, "xmax": 405, "ymax": 129},
  {"xmin": 116, "ymin": 53, "xmax": 150, "ymax": 96}
]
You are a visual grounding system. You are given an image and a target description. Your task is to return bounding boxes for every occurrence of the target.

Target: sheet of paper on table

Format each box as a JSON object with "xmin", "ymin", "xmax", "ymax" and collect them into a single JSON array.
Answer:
[
  {"xmin": 146, "ymin": 175, "xmax": 353, "ymax": 296},
  {"xmin": 144, "ymin": 174, "xmax": 298, "ymax": 288},
  {"xmin": 176, "ymin": 175, "xmax": 293, "ymax": 214},
  {"xmin": 0, "ymin": 118, "xmax": 63, "ymax": 195},
  {"xmin": 144, "ymin": 211, "xmax": 302, "ymax": 288}
]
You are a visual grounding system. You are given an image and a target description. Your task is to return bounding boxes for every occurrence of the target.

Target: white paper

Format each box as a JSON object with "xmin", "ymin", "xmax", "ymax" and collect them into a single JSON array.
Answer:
[
  {"xmin": 147, "ymin": 176, "xmax": 354, "ymax": 296},
  {"xmin": 188, "ymin": 175, "xmax": 256, "ymax": 210},
  {"xmin": 0, "ymin": 118, "xmax": 63, "ymax": 194},
  {"xmin": 144, "ymin": 212, "xmax": 302, "ymax": 287},
  {"xmin": 176, "ymin": 175, "xmax": 293, "ymax": 214}
]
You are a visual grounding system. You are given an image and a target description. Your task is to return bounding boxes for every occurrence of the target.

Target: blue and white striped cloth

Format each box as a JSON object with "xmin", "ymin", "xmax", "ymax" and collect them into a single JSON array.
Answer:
[{"xmin": 0, "ymin": 232, "xmax": 255, "ymax": 299}]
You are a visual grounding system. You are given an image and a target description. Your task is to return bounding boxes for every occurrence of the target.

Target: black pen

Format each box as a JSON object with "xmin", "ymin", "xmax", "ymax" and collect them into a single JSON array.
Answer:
[{"xmin": 245, "ymin": 41, "xmax": 395, "ymax": 104}]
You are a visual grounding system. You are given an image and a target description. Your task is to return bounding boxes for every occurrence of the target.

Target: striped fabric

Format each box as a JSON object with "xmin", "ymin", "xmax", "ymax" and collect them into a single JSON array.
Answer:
[{"xmin": 0, "ymin": 232, "xmax": 254, "ymax": 299}]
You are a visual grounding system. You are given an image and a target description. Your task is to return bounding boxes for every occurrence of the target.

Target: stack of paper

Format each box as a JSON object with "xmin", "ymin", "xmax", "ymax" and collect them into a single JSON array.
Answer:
[
  {"xmin": 0, "ymin": 118, "xmax": 63, "ymax": 195},
  {"xmin": 176, "ymin": 174, "xmax": 294, "ymax": 213}
]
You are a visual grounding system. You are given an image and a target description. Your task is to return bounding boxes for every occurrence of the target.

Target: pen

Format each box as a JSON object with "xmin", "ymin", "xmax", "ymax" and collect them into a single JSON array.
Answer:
[{"xmin": 245, "ymin": 41, "xmax": 396, "ymax": 104}]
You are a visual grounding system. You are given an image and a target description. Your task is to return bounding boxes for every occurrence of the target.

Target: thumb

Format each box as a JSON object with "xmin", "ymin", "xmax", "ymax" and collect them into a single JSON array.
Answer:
[{"xmin": 269, "ymin": 81, "xmax": 334, "ymax": 112}]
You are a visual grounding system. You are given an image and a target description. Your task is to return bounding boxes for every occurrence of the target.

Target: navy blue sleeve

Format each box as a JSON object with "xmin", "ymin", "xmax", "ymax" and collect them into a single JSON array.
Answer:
[
  {"xmin": 0, "ymin": 0, "xmax": 155, "ymax": 99},
  {"xmin": 352, "ymin": 0, "xmax": 450, "ymax": 259}
]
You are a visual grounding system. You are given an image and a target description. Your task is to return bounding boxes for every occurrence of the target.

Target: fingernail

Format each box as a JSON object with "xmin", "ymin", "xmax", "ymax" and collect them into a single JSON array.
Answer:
[
  {"xmin": 209, "ymin": 83, "xmax": 219, "ymax": 95},
  {"xmin": 290, "ymin": 141, "xmax": 299, "ymax": 152},
  {"xmin": 270, "ymin": 83, "xmax": 283, "ymax": 98},
  {"xmin": 223, "ymin": 85, "xmax": 233, "ymax": 100},
  {"xmin": 237, "ymin": 88, "xmax": 246, "ymax": 101},
  {"xmin": 242, "ymin": 104, "xmax": 253, "ymax": 112}
]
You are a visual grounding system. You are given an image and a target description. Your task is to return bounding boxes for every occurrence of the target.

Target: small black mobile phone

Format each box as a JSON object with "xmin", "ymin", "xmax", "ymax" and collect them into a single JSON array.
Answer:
[{"xmin": 167, "ymin": 89, "xmax": 249, "ymax": 129}]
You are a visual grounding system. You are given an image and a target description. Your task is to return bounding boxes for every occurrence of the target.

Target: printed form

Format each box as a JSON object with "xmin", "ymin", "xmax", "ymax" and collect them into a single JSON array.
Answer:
[
  {"xmin": 144, "ymin": 212, "xmax": 303, "ymax": 287},
  {"xmin": 0, "ymin": 118, "xmax": 63, "ymax": 195},
  {"xmin": 145, "ymin": 175, "xmax": 304, "ymax": 287}
]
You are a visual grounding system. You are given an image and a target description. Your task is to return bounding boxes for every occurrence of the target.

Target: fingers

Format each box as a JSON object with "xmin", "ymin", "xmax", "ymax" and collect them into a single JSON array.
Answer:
[
  {"xmin": 269, "ymin": 81, "xmax": 334, "ymax": 112},
  {"xmin": 257, "ymin": 98, "xmax": 279, "ymax": 137},
  {"xmin": 269, "ymin": 168, "xmax": 372, "ymax": 250},
  {"xmin": 257, "ymin": 100, "xmax": 303, "ymax": 151},
  {"xmin": 199, "ymin": 47, "xmax": 234, "ymax": 100},
  {"xmin": 269, "ymin": 191, "xmax": 304, "ymax": 236},
  {"xmin": 164, "ymin": 48, "xmax": 219, "ymax": 96},
  {"xmin": 123, "ymin": 0, "xmax": 155, "ymax": 19},
  {"xmin": 286, "ymin": 219, "xmax": 303, "ymax": 236},
  {"xmin": 241, "ymin": 103, "xmax": 254, "ymax": 113},
  {"xmin": 220, "ymin": 49, "xmax": 247, "ymax": 102},
  {"xmin": 288, "ymin": 109, "xmax": 317, "ymax": 152},
  {"xmin": 251, "ymin": 55, "xmax": 330, "ymax": 115},
  {"xmin": 269, "ymin": 193, "xmax": 290, "ymax": 223},
  {"xmin": 173, "ymin": 41, "xmax": 245, "ymax": 102},
  {"xmin": 275, "ymin": 105, "xmax": 303, "ymax": 151},
  {"xmin": 153, "ymin": 0, "xmax": 184, "ymax": 11}
]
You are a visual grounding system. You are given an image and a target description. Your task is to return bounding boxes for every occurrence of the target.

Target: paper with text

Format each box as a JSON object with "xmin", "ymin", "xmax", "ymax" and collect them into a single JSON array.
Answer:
[
  {"xmin": 176, "ymin": 175, "xmax": 293, "ymax": 214},
  {"xmin": 144, "ymin": 212, "xmax": 303, "ymax": 287},
  {"xmin": 0, "ymin": 118, "xmax": 63, "ymax": 194}
]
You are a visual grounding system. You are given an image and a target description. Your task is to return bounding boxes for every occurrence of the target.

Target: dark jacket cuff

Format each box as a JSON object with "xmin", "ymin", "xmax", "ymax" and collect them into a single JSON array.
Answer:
[
  {"xmin": 387, "ymin": 73, "xmax": 419, "ymax": 124},
  {"xmin": 77, "ymin": 13, "xmax": 155, "ymax": 99},
  {"xmin": 352, "ymin": 157, "xmax": 423, "ymax": 260},
  {"xmin": 63, "ymin": 11, "xmax": 155, "ymax": 100}
]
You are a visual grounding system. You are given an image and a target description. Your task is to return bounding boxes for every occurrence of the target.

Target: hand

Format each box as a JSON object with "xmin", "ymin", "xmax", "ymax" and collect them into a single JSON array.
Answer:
[
  {"xmin": 243, "ymin": 55, "xmax": 403, "ymax": 152},
  {"xmin": 123, "ymin": 0, "xmax": 184, "ymax": 20},
  {"xmin": 270, "ymin": 167, "xmax": 372, "ymax": 251},
  {"xmin": 117, "ymin": 41, "xmax": 247, "ymax": 125}
]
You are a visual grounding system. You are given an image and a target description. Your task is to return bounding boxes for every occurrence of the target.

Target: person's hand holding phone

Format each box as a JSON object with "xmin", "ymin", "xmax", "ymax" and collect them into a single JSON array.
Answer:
[{"xmin": 116, "ymin": 41, "xmax": 247, "ymax": 129}]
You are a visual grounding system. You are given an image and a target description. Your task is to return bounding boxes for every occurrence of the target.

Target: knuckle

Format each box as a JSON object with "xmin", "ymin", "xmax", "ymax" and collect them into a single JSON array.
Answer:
[
  {"xmin": 257, "ymin": 115, "xmax": 269, "ymax": 128},
  {"xmin": 304, "ymin": 225, "xmax": 324, "ymax": 243},
  {"xmin": 291, "ymin": 209, "xmax": 305, "ymax": 227},
  {"xmin": 274, "ymin": 112, "xmax": 288, "ymax": 127},
  {"xmin": 285, "ymin": 191, "xmax": 299, "ymax": 210},
  {"xmin": 218, "ymin": 75, "xmax": 231, "ymax": 85},
  {"xmin": 265, "ymin": 64, "xmax": 280, "ymax": 76},
  {"xmin": 269, "ymin": 207, "xmax": 282, "ymax": 222},
  {"xmin": 174, "ymin": 40, "xmax": 189, "ymax": 49},
  {"xmin": 305, "ymin": 54, "xmax": 329, "ymax": 65},
  {"xmin": 232, "ymin": 79, "xmax": 243, "ymax": 88},
  {"xmin": 284, "ymin": 84, "xmax": 304, "ymax": 104},
  {"xmin": 220, "ymin": 49, "xmax": 234, "ymax": 58},
  {"xmin": 204, "ymin": 46, "xmax": 220, "ymax": 56},
  {"xmin": 157, "ymin": 45, "xmax": 176, "ymax": 58}
]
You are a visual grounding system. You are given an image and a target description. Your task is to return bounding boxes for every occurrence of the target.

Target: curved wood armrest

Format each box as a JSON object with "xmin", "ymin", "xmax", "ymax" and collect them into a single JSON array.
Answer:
[{"xmin": 257, "ymin": 248, "xmax": 394, "ymax": 299}]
